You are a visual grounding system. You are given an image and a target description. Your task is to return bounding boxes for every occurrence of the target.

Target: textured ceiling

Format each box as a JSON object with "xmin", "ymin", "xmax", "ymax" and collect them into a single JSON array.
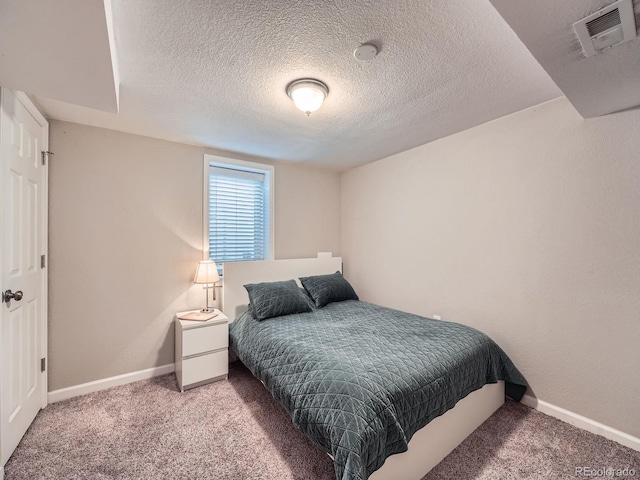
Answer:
[
  {"xmin": 35, "ymin": 0, "xmax": 562, "ymax": 170},
  {"xmin": 0, "ymin": 0, "xmax": 118, "ymax": 113},
  {"xmin": 490, "ymin": 0, "xmax": 640, "ymax": 118}
]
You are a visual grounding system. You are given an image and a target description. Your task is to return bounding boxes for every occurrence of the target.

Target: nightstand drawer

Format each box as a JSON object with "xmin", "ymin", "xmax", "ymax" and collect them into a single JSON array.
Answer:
[
  {"xmin": 182, "ymin": 350, "xmax": 228, "ymax": 387},
  {"xmin": 182, "ymin": 322, "xmax": 228, "ymax": 357}
]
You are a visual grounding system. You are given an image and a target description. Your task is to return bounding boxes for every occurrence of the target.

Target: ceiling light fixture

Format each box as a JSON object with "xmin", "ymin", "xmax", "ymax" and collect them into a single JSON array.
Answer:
[{"xmin": 286, "ymin": 79, "xmax": 329, "ymax": 116}]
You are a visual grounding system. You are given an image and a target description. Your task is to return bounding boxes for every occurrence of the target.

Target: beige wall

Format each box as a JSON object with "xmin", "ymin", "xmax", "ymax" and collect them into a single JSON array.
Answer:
[
  {"xmin": 48, "ymin": 120, "xmax": 341, "ymax": 390},
  {"xmin": 341, "ymin": 98, "xmax": 640, "ymax": 438}
]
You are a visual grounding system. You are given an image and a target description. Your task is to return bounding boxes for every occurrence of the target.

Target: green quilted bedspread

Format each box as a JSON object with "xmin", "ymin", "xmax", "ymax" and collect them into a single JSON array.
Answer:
[{"xmin": 229, "ymin": 300, "xmax": 526, "ymax": 480}]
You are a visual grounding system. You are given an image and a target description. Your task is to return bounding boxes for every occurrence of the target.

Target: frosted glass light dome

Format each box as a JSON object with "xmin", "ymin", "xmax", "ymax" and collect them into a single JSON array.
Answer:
[{"xmin": 286, "ymin": 79, "xmax": 329, "ymax": 116}]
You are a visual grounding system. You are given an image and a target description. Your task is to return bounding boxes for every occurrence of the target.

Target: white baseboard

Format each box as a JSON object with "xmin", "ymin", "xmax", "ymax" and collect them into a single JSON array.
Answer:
[
  {"xmin": 521, "ymin": 394, "xmax": 640, "ymax": 452},
  {"xmin": 48, "ymin": 363, "xmax": 175, "ymax": 404}
]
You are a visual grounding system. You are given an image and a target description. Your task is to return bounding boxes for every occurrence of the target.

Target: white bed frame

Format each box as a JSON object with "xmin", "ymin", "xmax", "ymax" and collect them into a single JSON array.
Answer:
[{"xmin": 222, "ymin": 257, "xmax": 504, "ymax": 479}]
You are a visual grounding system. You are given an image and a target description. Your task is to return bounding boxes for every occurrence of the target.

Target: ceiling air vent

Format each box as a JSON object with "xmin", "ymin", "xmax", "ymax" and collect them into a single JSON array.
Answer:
[{"xmin": 573, "ymin": 0, "xmax": 637, "ymax": 57}]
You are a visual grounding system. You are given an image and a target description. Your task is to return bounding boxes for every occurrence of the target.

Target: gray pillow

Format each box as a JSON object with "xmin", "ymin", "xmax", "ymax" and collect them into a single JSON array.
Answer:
[
  {"xmin": 299, "ymin": 271, "xmax": 359, "ymax": 308},
  {"xmin": 244, "ymin": 280, "xmax": 312, "ymax": 321}
]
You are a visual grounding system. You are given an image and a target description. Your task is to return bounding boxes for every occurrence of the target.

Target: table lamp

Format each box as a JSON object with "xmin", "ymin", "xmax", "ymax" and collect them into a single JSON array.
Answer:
[{"xmin": 194, "ymin": 260, "xmax": 220, "ymax": 313}]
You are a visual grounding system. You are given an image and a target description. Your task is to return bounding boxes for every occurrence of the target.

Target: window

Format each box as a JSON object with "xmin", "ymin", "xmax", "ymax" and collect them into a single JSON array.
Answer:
[{"xmin": 204, "ymin": 155, "xmax": 274, "ymax": 270}]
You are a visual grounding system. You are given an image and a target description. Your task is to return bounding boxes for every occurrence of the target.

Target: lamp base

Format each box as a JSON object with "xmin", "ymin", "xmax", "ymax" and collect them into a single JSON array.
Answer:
[{"xmin": 200, "ymin": 282, "xmax": 216, "ymax": 314}]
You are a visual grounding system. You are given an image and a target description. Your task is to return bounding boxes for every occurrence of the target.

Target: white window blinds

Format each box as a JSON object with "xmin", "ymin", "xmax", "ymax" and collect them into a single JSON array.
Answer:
[{"xmin": 208, "ymin": 165, "xmax": 270, "ymax": 264}]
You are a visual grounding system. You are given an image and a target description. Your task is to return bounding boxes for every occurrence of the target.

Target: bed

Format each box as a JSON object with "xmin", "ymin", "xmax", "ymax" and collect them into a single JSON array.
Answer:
[{"xmin": 223, "ymin": 257, "xmax": 526, "ymax": 480}]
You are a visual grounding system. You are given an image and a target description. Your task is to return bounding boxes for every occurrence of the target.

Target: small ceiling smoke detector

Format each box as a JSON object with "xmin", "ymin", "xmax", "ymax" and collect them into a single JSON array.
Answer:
[
  {"xmin": 573, "ymin": 0, "xmax": 637, "ymax": 57},
  {"xmin": 354, "ymin": 43, "xmax": 378, "ymax": 61}
]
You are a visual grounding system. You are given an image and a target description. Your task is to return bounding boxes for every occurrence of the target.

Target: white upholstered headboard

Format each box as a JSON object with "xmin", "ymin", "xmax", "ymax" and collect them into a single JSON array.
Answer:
[{"xmin": 222, "ymin": 257, "xmax": 342, "ymax": 321}]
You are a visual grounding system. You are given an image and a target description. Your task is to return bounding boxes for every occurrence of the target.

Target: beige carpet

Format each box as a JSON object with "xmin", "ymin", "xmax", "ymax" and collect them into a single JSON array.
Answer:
[
  {"xmin": 5, "ymin": 362, "xmax": 639, "ymax": 479},
  {"xmin": 423, "ymin": 400, "xmax": 639, "ymax": 479}
]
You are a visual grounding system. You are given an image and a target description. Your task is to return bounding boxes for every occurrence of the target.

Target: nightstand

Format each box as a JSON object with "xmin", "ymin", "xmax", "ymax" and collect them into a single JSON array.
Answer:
[{"xmin": 175, "ymin": 309, "xmax": 229, "ymax": 392}]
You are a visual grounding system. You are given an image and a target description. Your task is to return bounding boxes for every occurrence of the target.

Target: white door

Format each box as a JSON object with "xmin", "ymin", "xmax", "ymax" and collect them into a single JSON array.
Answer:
[{"xmin": 0, "ymin": 89, "xmax": 48, "ymax": 467}]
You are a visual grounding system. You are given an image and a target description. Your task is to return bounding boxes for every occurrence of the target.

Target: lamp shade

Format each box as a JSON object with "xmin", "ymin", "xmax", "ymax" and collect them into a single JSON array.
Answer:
[{"xmin": 194, "ymin": 260, "xmax": 220, "ymax": 284}]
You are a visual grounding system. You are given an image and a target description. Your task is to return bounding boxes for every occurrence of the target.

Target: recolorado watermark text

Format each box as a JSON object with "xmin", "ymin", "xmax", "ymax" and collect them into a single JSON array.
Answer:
[{"xmin": 575, "ymin": 466, "xmax": 636, "ymax": 477}]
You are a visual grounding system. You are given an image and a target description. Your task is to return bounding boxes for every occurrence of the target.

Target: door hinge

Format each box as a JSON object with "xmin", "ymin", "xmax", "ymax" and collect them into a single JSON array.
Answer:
[
  {"xmin": 41, "ymin": 358, "xmax": 46, "ymax": 372},
  {"xmin": 41, "ymin": 150, "xmax": 54, "ymax": 165},
  {"xmin": 41, "ymin": 254, "xmax": 46, "ymax": 269}
]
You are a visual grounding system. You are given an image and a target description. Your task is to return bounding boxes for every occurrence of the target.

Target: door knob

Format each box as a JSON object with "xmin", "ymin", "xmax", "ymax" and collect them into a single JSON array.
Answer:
[{"xmin": 2, "ymin": 290, "xmax": 23, "ymax": 303}]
